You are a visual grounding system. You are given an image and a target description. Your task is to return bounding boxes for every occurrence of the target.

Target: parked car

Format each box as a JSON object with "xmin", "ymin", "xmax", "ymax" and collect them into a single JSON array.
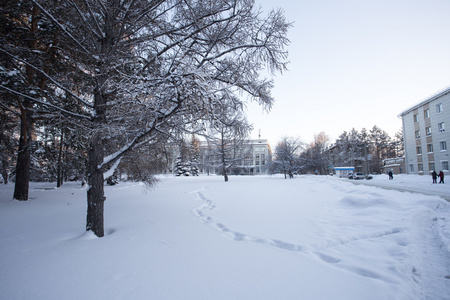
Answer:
[
  {"xmin": 353, "ymin": 172, "xmax": 366, "ymax": 180},
  {"xmin": 348, "ymin": 172, "xmax": 374, "ymax": 180}
]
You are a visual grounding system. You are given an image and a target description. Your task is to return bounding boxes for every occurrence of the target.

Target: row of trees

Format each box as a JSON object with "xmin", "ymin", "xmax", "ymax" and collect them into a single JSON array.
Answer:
[
  {"xmin": 1, "ymin": 0, "xmax": 290, "ymax": 236},
  {"xmin": 271, "ymin": 126, "xmax": 404, "ymax": 178}
]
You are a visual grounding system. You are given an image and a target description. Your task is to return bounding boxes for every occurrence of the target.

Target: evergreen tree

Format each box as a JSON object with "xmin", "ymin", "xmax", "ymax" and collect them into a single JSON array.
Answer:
[
  {"xmin": 174, "ymin": 140, "xmax": 191, "ymax": 176},
  {"xmin": 0, "ymin": 108, "xmax": 18, "ymax": 184},
  {"xmin": 190, "ymin": 135, "xmax": 201, "ymax": 176},
  {"xmin": 393, "ymin": 130, "xmax": 404, "ymax": 157}
]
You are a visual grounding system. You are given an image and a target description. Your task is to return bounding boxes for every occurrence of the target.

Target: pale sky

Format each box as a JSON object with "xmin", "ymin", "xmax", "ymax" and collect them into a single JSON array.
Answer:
[{"xmin": 247, "ymin": 0, "xmax": 450, "ymax": 146}]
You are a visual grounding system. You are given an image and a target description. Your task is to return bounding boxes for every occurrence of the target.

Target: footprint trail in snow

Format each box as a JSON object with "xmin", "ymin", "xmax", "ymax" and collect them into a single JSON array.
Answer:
[
  {"xmin": 192, "ymin": 190, "xmax": 402, "ymax": 255},
  {"xmin": 193, "ymin": 191, "xmax": 305, "ymax": 252}
]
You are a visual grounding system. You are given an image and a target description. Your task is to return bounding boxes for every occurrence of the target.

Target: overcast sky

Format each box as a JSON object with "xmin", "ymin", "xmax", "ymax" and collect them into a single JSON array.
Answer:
[{"xmin": 246, "ymin": 0, "xmax": 450, "ymax": 146}]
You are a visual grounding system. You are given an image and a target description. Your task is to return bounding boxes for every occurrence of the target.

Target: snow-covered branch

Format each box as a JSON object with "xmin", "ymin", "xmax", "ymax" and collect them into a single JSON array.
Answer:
[
  {"xmin": 0, "ymin": 85, "xmax": 91, "ymax": 120},
  {"xmin": 0, "ymin": 48, "xmax": 94, "ymax": 109}
]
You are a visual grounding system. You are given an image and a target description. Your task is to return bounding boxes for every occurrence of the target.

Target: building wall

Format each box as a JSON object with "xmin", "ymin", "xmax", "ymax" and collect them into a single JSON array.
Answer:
[
  {"xmin": 199, "ymin": 139, "xmax": 272, "ymax": 175},
  {"xmin": 401, "ymin": 87, "xmax": 450, "ymax": 175},
  {"xmin": 382, "ymin": 157, "xmax": 405, "ymax": 174},
  {"xmin": 247, "ymin": 139, "xmax": 272, "ymax": 175}
]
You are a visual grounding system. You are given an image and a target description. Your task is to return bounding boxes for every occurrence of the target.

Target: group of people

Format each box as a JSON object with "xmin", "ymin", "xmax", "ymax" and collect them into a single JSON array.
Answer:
[
  {"xmin": 432, "ymin": 170, "xmax": 445, "ymax": 184},
  {"xmin": 387, "ymin": 170, "xmax": 445, "ymax": 184}
]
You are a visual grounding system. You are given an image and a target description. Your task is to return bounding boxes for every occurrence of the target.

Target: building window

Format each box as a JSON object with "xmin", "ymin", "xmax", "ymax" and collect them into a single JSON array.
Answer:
[
  {"xmin": 409, "ymin": 164, "xmax": 414, "ymax": 172},
  {"xmin": 442, "ymin": 161, "xmax": 449, "ymax": 171},
  {"xmin": 426, "ymin": 126, "xmax": 432, "ymax": 136},
  {"xmin": 418, "ymin": 164, "xmax": 423, "ymax": 172},
  {"xmin": 413, "ymin": 114, "xmax": 419, "ymax": 122},
  {"xmin": 416, "ymin": 146, "xmax": 422, "ymax": 155},
  {"xmin": 440, "ymin": 141, "xmax": 447, "ymax": 151},
  {"xmin": 427, "ymin": 144, "xmax": 433, "ymax": 153},
  {"xmin": 436, "ymin": 103, "xmax": 443, "ymax": 114},
  {"xmin": 424, "ymin": 109, "xmax": 430, "ymax": 119},
  {"xmin": 415, "ymin": 130, "xmax": 421, "ymax": 139},
  {"xmin": 438, "ymin": 122, "xmax": 445, "ymax": 132},
  {"xmin": 429, "ymin": 162, "xmax": 435, "ymax": 171}
]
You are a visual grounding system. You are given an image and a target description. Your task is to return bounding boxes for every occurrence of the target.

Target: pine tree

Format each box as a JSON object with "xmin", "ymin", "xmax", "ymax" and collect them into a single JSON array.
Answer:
[
  {"xmin": 190, "ymin": 135, "xmax": 201, "ymax": 176},
  {"xmin": 174, "ymin": 155, "xmax": 191, "ymax": 177},
  {"xmin": 174, "ymin": 140, "xmax": 191, "ymax": 176}
]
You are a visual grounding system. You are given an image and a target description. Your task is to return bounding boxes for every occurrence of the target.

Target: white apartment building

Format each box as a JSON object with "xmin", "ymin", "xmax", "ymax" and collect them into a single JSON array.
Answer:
[
  {"xmin": 243, "ymin": 139, "xmax": 272, "ymax": 175},
  {"xmin": 399, "ymin": 86, "xmax": 450, "ymax": 175},
  {"xmin": 200, "ymin": 139, "xmax": 272, "ymax": 175}
]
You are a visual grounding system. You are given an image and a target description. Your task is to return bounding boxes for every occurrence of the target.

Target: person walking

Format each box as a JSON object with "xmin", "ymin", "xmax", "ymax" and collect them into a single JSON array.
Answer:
[
  {"xmin": 388, "ymin": 171, "xmax": 393, "ymax": 180},
  {"xmin": 432, "ymin": 170, "xmax": 438, "ymax": 183},
  {"xmin": 439, "ymin": 171, "xmax": 445, "ymax": 184}
]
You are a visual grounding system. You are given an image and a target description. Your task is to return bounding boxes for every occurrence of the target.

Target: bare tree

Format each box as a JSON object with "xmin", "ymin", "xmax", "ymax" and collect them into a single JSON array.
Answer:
[
  {"xmin": 303, "ymin": 132, "xmax": 330, "ymax": 174},
  {"xmin": 205, "ymin": 99, "xmax": 252, "ymax": 182},
  {"xmin": 271, "ymin": 136, "xmax": 303, "ymax": 179}
]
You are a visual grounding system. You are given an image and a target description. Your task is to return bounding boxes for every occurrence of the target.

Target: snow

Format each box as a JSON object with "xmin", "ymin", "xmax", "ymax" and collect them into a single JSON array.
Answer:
[
  {"xmin": 103, "ymin": 157, "xmax": 122, "ymax": 179},
  {"xmin": 0, "ymin": 174, "xmax": 449, "ymax": 299}
]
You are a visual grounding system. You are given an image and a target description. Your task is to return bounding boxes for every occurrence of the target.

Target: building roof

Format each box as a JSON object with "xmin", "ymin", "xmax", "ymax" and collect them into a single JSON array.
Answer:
[
  {"xmin": 398, "ymin": 85, "xmax": 450, "ymax": 117},
  {"xmin": 334, "ymin": 167, "xmax": 355, "ymax": 170},
  {"xmin": 383, "ymin": 164, "xmax": 401, "ymax": 168}
]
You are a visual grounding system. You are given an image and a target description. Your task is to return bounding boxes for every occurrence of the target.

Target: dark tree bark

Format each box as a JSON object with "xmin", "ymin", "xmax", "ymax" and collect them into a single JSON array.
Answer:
[
  {"xmin": 57, "ymin": 127, "xmax": 64, "ymax": 188},
  {"xmin": 85, "ymin": 10, "xmax": 112, "ymax": 236},
  {"xmin": 85, "ymin": 84, "xmax": 108, "ymax": 236},
  {"xmin": 86, "ymin": 89, "xmax": 107, "ymax": 236},
  {"xmin": 0, "ymin": 111, "xmax": 15, "ymax": 185},
  {"xmin": 86, "ymin": 134, "xmax": 105, "ymax": 237},
  {"xmin": 1, "ymin": 158, "xmax": 8, "ymax": 184},
  {"xmin": 13, "ymin": 102, "xmax": 32, "ymax": 200},
  {"xmin": 12, "ymin": 4, "xmax": 40, "ymax": 200},
  {"xmin": 220, "ymin": 136, "xmax": 229, "ymax": 182}
]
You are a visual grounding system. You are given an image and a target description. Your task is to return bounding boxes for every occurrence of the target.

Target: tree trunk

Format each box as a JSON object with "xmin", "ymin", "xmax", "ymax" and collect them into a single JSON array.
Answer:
[
  {"xmin": 223, "ymin": 167, "xmax": 229, "ymax": 182},
  {"xmin": 85, "ymin": 5, "xmax": 115, "ymax": 237},
  {"xmin": 2, "ymin": 157, "xmax": 8, "ymax": 184},
  {"xmin": 86, "ymin": 131, "xmax": 105, "ymax": 237},
  {"xmin": 57, "ymin": 127, "xmax": 64, "ymax": 188},
  {"xmin": 13, "ymin": 5, "xmax": 40, "ymax": 200},
  {"xmin": 221, "ymin": 139, "xmax": 228, "ymax": 182},
  {"xmin": 86, "ymin": 87, "xmax": 107, "ymax": 237},
  {"xmin": 13, "ymin": 104, "xmax": 32, "ymax": 200}
]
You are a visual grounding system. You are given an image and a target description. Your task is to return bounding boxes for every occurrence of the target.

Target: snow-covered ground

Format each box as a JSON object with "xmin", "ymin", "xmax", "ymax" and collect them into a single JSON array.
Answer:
[
  {"xmin": 0, "ymin": 174, "xmax": 449, "ymax": 300},
  {"xmin": 345, "ymin": 173, "xmax": 450, "ymax": 201}
]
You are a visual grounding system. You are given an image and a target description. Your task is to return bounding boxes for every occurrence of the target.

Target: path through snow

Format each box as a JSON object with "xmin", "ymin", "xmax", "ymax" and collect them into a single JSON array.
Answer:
[
  {"xmin": 190, "ymin": 175, "xmax": 450, "ymax": 299},
  {"xmin": 1, "ymin": 175, "xmax": 449, "ymax": 299}
]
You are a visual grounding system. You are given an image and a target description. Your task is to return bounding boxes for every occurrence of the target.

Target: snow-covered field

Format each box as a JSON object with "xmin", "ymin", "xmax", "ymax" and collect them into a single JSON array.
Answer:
[{"xmin": 1, "ymin": 174, "xmax": 449, "ymax": 299}]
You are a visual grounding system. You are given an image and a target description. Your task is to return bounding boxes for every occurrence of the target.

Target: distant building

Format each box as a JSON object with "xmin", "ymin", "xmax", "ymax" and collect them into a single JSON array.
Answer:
[
  {"xmin": 200, "ymin": 139, "xmax": 272, "ymax": 175},
  {"xmin": 334, "ymin": 167, "xmax": 355, "ymax": 178},
  {"xmin": 399, "ymin": 86, "xmax": 450, "ymax": 175},
  {"xmin": 382, "ymin": 157, "xmax": 405, "ymax": 175},
  {"xmin": 325, "ymin": 144, "xmax": 371, "ymax": 174}
]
